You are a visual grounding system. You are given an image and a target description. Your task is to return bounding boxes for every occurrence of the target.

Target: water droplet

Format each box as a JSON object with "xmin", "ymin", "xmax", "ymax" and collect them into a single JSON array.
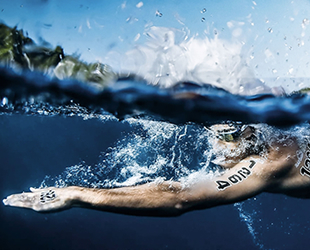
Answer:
[
  {"xmin": 303, "ymin": 18, "xmax": 309, "ymax": 25},
  {"xmin": 201, "ymin": 17, "xmax": 205, "ymax": 22},
  {"xmin": 136, "ymin": 2, "xmax": 143, "ymax": 8},
  {"xmin": 155, "ymin": 10, "xmax": 163, "ymax": 17},
  {"xmin": 267, "ymin": 27, "xmax": 273, "ymax": 33},
  {"xmin": 302, "ymin": 18, "xmax": 309, "ymax": 29},
  {"xmin": 289, "ymin": 67, "xmax": 294, "ymax": 74},
  {"xmin": 265, "ymin": 19, "xmax": 269, "ymax": 24},
  {"xmin": 201, "ymin": 8, "xmax": 206, "ymax": 13}
]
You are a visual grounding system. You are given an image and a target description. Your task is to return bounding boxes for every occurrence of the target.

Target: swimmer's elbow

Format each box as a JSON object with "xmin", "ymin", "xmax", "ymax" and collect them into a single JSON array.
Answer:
[{"xmin": 173, "ymin": 189, "xmax": 217, "ymax": 214}]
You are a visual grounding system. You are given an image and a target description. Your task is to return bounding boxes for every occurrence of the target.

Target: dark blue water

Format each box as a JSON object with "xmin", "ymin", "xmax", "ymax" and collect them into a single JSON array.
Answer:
[{"xmin": 1, "ymin": 67, "xmax": 310, "ymax": 250}]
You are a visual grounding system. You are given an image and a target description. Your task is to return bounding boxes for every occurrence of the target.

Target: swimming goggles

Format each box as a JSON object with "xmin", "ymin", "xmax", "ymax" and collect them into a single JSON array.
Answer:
[{"xmin": 215, "ymin": 125, "xmax": 248, "ymax": 142}]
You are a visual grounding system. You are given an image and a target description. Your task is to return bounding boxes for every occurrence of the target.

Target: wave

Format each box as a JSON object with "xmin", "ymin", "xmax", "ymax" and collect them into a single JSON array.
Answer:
[{"xmin": 1, "ymin": 65, "xmax": 310, "ymax": 127}]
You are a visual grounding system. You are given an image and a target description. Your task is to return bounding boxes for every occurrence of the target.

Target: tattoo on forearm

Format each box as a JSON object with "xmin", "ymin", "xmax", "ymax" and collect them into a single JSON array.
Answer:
[
  {"xmin": 300, "ymin": 143, "xmax": 310, "ymax": 178},
  {"xmin": 216, "ymin": 160, "xmax": 256, "ymax": 190}
]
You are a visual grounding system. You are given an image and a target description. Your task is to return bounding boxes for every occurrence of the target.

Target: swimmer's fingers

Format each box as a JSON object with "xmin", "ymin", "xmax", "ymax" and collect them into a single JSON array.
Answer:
[
  {"xmin": 3, "ymin": 188, "xmax": 72, "ymax": 212},
  {"xmin": 3, "ymin": 192, "xmax": 39, "ymax": 210}
]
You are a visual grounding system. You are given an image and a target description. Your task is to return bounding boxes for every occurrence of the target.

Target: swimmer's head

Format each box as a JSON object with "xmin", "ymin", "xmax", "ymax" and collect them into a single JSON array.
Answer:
[
  {"xmin": 209, "ymin": 124, "xmax": 256, "ymax": 143},
  {"xmin": 208, "ymin": 124, "xmax": 263, "ymax": 167}
]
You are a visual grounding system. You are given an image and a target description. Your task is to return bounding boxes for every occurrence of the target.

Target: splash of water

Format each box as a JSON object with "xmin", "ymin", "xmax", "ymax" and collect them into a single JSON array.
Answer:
[{"xmin": 112, "ymin": 25, "xmax": 277, "ymax": 95}]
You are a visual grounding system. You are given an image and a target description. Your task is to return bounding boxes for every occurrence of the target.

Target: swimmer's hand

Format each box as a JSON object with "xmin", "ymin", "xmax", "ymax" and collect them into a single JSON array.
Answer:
[{"xmin": 2, "ymin": 187, "xmax": 74, "ymax": 212}]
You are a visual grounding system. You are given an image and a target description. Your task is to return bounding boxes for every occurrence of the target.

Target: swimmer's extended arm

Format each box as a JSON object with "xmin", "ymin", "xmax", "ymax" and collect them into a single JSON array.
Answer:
[{"xmin": 3, "ymin": 156, "xmax": 289, "ymax": 216}]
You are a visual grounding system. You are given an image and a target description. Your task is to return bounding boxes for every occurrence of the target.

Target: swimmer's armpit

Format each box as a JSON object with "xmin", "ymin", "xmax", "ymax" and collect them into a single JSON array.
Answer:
[{"xmin": 3, "ymin": 187, "xmax": 75, "ymax": 212}]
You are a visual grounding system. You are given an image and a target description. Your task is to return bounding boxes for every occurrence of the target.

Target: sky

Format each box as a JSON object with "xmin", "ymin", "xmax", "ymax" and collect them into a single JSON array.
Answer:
[{"xmin": 1, "ymin": 0, "xmax": 310, "ymax": 89}]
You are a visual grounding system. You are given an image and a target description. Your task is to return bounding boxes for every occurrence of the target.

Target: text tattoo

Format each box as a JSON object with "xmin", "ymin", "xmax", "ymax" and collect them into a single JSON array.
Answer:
[
  {"xmin": 216, "ymin": 160, "xmax": 256, "ymax": 190},
  {"xmin": 300, "ymin": 143, "xmax": 310, "ymax": 178}
]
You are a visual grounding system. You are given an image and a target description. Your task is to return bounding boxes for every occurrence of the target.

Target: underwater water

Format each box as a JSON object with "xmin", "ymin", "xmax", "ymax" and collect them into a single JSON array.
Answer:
[{"xmin": 2, "ymin": 0, "xmax": 310, "ymax": 249}]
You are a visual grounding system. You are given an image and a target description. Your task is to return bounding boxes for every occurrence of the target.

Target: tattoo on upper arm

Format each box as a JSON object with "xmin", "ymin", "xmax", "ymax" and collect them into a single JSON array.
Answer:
[
  {"xmin": 216, "ymin": 160, "xmax": 256, "ymax": 190},
  {"xmin": 300, "ymin": 143, "xmax": 310, "ymax": 178}
]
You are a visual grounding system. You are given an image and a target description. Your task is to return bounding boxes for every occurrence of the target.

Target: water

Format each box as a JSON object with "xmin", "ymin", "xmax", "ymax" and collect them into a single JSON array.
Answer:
[{"xmin": 2, "ymin": 1, "xmax": 310, "ymax": 249}]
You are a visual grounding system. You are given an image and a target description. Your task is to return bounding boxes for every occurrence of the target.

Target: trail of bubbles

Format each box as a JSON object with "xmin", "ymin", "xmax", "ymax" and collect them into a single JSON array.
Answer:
[
  {"xmin": 234, "ymin": 202, "xmax": 266, "ymax": 250},
  {"xmin": 41, "ymin": 117, "xmax": 214, "ymax": 188}
]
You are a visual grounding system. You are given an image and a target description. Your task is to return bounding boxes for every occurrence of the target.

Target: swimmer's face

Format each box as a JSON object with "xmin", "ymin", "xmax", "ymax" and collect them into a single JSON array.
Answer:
[{"xmin": 209, "ymin": 124, "xmax": 255, "ymax": 168}]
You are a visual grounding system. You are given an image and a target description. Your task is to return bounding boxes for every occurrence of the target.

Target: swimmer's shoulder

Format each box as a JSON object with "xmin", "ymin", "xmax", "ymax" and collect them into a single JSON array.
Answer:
[{"xmin": 267, "ymin": 137, "xmax": 310, "ymax": 197}]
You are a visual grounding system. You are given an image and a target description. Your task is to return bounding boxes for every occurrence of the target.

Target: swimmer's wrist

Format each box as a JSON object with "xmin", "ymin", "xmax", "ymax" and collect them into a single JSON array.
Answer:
[{"xmin": 64, "ymin": 186, "xmax": 92, "ymax": 206}]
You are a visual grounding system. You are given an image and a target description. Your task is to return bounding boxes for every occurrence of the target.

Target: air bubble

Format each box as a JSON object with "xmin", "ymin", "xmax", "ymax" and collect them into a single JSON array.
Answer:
[
  {"xmin": 201, "ymin": 17, "xmax": 205, "ymax": 22},
  {"xmin": 267, "ymin": 27, "xmax": 273, "ymax": 33},
  {"xmin": 272, "ymin": 69, "xmax": 277, "ymax": 74},
  {"xmin": 1, "ymin": 97, "xmax": 8, "ymax": 106},
  {"xmin": 201, "ymin": 8, "xmax": 206, "ymax": 13}
]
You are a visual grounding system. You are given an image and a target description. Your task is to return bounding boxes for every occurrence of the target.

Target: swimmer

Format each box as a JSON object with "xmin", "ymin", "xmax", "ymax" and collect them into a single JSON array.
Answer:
[{"xmin": 3, "ymin": 124, "xmax": 310, "ymax": 217}]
